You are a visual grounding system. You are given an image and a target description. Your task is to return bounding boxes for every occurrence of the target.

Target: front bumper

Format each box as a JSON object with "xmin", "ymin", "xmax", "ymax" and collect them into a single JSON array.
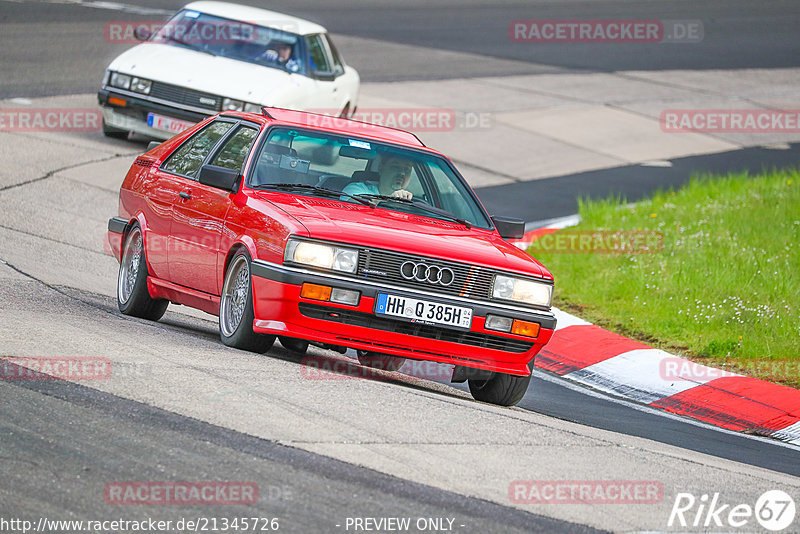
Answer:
[
  {"xmin": 250, "ymin": 260, "xmax": 556, "ymax": 376},
  {"xmin": 98, "ymin": 88, "xmax": 209, "ymax": 139}
]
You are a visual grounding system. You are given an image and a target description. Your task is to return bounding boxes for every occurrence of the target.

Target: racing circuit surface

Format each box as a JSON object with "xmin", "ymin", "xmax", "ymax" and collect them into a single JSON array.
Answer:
[{"xmin": 1, "ymin": 1, "xmax": 800, "ymax": 532}]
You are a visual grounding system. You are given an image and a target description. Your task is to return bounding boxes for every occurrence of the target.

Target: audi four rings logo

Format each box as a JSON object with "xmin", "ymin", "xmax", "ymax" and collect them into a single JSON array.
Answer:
[{"xmin": 400, "ymin": 261, "xmax": 455, "ymax": 286}]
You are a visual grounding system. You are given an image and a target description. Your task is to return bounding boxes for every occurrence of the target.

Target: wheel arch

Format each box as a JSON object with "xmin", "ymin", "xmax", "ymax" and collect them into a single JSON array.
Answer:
[
  {"xmin": 222, "ymin": 235, "xmax": 259, "ymax": 280},
  {"xmin": 123, "ymin": 213, "xmax": 159, "ymax": 277}
]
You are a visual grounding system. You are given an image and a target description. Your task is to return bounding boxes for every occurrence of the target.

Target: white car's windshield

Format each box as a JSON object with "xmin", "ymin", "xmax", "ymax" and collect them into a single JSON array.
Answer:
[
  {"xmin": 151, "ymin": 9, "xmax": 306, "ymax": 74},
  {"xmin": 249, "ymin": 128, "xmax": 492, "ymax": 229}
]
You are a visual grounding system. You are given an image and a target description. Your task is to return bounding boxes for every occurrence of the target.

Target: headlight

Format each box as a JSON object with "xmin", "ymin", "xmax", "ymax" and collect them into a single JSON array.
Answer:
[
  {"xmin": 284, "ymin": 239, "xmax": 358, "ymax": 274},
  {"xmin": 244, "ymin": 103, "xmax": 262, "ymax": 113},
  {"xmin": 130, "ymin": 77, "xmax": 152, "ymax": 94},
  {"xmin": 222, "ymin": 98, "xmax": 244, "ymax": 111},
  {"xmin": 109, "ymin": 72, "xmax": 131, "ymax": 90},
  {"xmin": 492, "ymin": 274, "xmax": 552, "ymax": 308}
]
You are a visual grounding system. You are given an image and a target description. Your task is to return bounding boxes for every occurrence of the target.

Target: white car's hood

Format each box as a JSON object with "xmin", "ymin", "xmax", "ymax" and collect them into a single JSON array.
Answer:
[{"xmin": 107, "ymin": 43, "xmax": 301, "ymax": 104}]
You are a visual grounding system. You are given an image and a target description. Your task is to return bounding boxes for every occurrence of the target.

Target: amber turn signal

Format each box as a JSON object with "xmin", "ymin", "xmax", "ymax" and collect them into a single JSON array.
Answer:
[
  {"xmin": 511, "ymin": 319, "xmax": 540, "ymax": 338},
  {"xmin": 300, "ymin": 283, "xmax": 332, "ymax": 301}
]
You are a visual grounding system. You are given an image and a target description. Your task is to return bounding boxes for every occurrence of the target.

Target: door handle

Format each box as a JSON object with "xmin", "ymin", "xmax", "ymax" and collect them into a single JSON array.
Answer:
[{"xmin": 179, "ymin": 191, "xmax": 192, "ymax": 200}]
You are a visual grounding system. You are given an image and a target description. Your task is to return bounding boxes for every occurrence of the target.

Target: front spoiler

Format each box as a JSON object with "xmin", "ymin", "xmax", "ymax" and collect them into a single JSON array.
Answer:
[{"xmin": 250, "ymin": 259, "xmax": 555, "ymax": 376}]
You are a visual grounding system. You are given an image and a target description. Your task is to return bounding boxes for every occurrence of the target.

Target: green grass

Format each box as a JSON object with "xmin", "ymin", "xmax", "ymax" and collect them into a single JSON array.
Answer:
[{"xmin": 531, "ymin": 168, "xmax": 800, "ymax": 388}]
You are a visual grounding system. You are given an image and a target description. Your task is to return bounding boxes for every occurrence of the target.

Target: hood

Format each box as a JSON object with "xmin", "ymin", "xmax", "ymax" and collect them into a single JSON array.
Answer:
[
  {"xmin": 257, "ymin": 192, "xmax": 551, "ymax": 280},
  {"xmin": 108, "ymin": 43, "xmax": 297, "ymax": 104}
]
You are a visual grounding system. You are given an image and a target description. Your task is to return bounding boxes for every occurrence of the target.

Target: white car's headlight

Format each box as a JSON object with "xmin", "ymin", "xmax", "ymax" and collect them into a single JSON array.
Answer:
[
  {"xmin": 130, "ymin": 77, "xmax": 152, "ymax": 94},
  {"xmin": 492, "ymin": 274, "xmax": 552, "ymax": 308},
  {"xmin": 109, "ymin": 72, "xmax": 131, "ymax": 90},
  {"xmin": 285, "ymin": 239, "xmax": 358, "ymax": 274},
  {"xmin": 222, "ymin": 98, "xmax": 244, "ymax": 111}
]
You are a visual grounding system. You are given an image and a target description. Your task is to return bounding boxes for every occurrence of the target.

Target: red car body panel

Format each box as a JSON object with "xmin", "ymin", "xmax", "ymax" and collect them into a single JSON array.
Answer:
[{"xmin": 109, "ymin": 110, "xmax": 556, "ymax": 377}]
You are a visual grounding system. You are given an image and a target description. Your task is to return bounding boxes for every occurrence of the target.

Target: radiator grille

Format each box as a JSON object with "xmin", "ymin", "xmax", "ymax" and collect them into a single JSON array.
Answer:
[
  {"xmin": 357, "ymin": 248, "xmax": 494, "ymax": 300},
  {"xmin": 149, "ymin": 82, "xmax": 222, "ymax": 112}
]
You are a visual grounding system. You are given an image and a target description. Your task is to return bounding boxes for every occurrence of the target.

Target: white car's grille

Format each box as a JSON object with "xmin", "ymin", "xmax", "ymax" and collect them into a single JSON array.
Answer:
[{"xmin": 149, "ymin": 82, "xmax": 222, "ymax": 112}]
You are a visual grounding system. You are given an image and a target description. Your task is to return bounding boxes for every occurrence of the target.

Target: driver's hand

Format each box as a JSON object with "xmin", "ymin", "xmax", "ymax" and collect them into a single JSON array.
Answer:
[
  {"xmin": 262, "ymin": 49, "xmax": 278, "ymax": 61},
  {"xmin": 390, "ymin": 189, "xmax": 412, "ymax": 200}
]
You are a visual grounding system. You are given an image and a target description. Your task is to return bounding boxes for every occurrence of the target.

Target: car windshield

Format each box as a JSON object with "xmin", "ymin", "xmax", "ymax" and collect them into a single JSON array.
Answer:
[
  {"xmin": 249, "ymin": 128, "xmax": 492, "ymax": 229},
  {"xmin": 151, "ymin": 9, "xmax": 307, "ymax": 74}
]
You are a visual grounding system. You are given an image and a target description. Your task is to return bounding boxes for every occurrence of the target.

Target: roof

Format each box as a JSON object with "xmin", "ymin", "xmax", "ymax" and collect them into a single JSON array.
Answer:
[
  {"xmin": 182, "ymin": 1, "xmax": 328, "ymax": 36},
  {"xmin": 259, "ymin": 107, "xmax": 426, "ymax": 148}
]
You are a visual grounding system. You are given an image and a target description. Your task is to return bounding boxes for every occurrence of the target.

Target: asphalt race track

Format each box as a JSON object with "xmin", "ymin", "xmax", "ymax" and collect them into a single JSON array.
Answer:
[{"xmin": 1, "ymin": 1, "xmax": 799, "ymax": 532}]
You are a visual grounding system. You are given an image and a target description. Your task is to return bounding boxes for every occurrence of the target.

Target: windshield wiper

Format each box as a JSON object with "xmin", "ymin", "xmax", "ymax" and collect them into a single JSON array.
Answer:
[
  {"xmin": 356, "ymin": 194, "xmax": 472, "ymax": 228},
  {"xmin": 255, "ymin": 183, "xmax": 376, "ymax": 208},
  {"xmin": 163, "ymin": 34, "xmax": 217, "ymax": 56}
]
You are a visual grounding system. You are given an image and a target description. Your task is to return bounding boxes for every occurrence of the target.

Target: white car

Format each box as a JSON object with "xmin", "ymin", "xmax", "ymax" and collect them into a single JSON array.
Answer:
[{"xmin": 98, "ymin": 1, "xmax": 360, "ymax": 139}]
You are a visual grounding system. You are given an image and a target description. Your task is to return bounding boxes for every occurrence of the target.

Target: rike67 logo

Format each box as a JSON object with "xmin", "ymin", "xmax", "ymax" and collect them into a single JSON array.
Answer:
[{"xmin": 668, "ymin": 490, "xmax": 796, "ymax": 531}]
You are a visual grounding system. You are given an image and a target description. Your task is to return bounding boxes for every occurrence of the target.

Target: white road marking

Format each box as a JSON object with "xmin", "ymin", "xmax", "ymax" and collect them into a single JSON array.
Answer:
[
  {"xmin": 551, "ymin": 306, "xmax": 591, "ymax": 330},
  {"xmin": 564, "ymin": 348, "xmax": 735, "ymax": 404},
  {"xmin": 532, "ymin": 367, "xmax": 800, "ymax": 452},
  {"xmin": 772, "ymin": 421, "xmax": 800, "ymax": 443}
]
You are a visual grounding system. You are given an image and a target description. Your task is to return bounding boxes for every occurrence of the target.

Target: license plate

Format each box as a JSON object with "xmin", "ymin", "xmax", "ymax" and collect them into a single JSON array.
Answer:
[
  {"xmin": 375, "ymin": 293, "xmax": 472, "ymax": 330},
  {"xmin": 147, "ymin": 113, "xmax": 195, "ymax": 134}
]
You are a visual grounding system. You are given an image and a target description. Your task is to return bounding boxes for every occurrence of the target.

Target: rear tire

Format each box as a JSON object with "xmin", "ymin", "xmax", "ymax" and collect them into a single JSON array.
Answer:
[
  {"xmin": 117, "ymin": 224, "xmax": 168, "ymax": 321},
  {"xmin": 219, "ymin": 251, "xmax": 275, "ymax": 353},
  {"xmin": 468, "ymin": 373, "xmax": 531, "ymax": 406},
  {"xmin": 357, "ymin": 350, "xmax": 405, "ymax": 372}
]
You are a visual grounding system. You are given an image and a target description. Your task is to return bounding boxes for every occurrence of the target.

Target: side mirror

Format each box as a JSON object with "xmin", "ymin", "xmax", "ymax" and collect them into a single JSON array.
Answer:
[
  {"xmin": 133, "ymin": 26, "xmax": 151, "ymax": 41},
  {"xmin": 146, "ymin": 140, "xmax": 161, "ymax": 151},
  {"xmin": 492, "ymin": 216, "xmax": 525, "ymax": 240},
  {"xmin": 198, "ymin": 165, "xmax": 240, "ymax": 193}
]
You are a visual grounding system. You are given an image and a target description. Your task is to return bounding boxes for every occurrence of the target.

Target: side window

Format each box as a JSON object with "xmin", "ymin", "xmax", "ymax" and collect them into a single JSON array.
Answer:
[
  {"xmin": 209, "ymin": 126, "xmax": 258, "ymax": 172},
  {"xmin": 323, "ymin": 34, "xmax": 345, "ymax": 76},
  {"xmin": 306, "ymin": 34, "xmax": 331, "ymax": 73},
  {"xmin": 161, "ymin": 121, "xmax": 234, "ymax": 179}
]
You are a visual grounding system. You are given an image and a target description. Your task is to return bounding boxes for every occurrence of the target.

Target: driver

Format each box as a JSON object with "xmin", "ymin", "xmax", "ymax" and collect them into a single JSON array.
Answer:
[
  {"xmin": 261, "ymin": 40, "xmax": 300, "ymax": 72},
  {"xmin": 342, "ymin": 156, "xmax": 414, "ymax": 200}
]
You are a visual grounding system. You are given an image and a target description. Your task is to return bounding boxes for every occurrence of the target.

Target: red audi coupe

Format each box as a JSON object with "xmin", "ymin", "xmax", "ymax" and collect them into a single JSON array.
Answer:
[{"xmin": 108, "ymin": 108, "xmax": 556, "ymax": 406}]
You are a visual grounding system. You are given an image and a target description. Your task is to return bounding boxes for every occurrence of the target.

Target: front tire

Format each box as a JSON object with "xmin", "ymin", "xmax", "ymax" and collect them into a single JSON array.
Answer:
[
  {"xmin": 219, "ymin": 251, "xmax": 275, "ymax": 353},
  {"xmin": 117, "ymin": 224, "xmax": 168, "ymax": 321},
  {"xmin": 102, "ymin": 119, "xmax": 129, "ymax": 139},
  {"xmin": 279, "ymin": 337, "xmax": 309, "ymax": 354},
  {"xmin": 468, "ymin": 373, "xmax": 531, "ymax": 406}
]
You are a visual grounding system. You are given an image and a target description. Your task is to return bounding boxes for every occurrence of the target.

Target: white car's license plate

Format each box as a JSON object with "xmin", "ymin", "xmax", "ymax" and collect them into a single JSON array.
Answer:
[
  {"xmin": 147, "ymin": 113, "xmax": 195, "ymax": 134},
  {"xmin": 375, "ymin": 293, "xmax": 472, "ymax": 330}
]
